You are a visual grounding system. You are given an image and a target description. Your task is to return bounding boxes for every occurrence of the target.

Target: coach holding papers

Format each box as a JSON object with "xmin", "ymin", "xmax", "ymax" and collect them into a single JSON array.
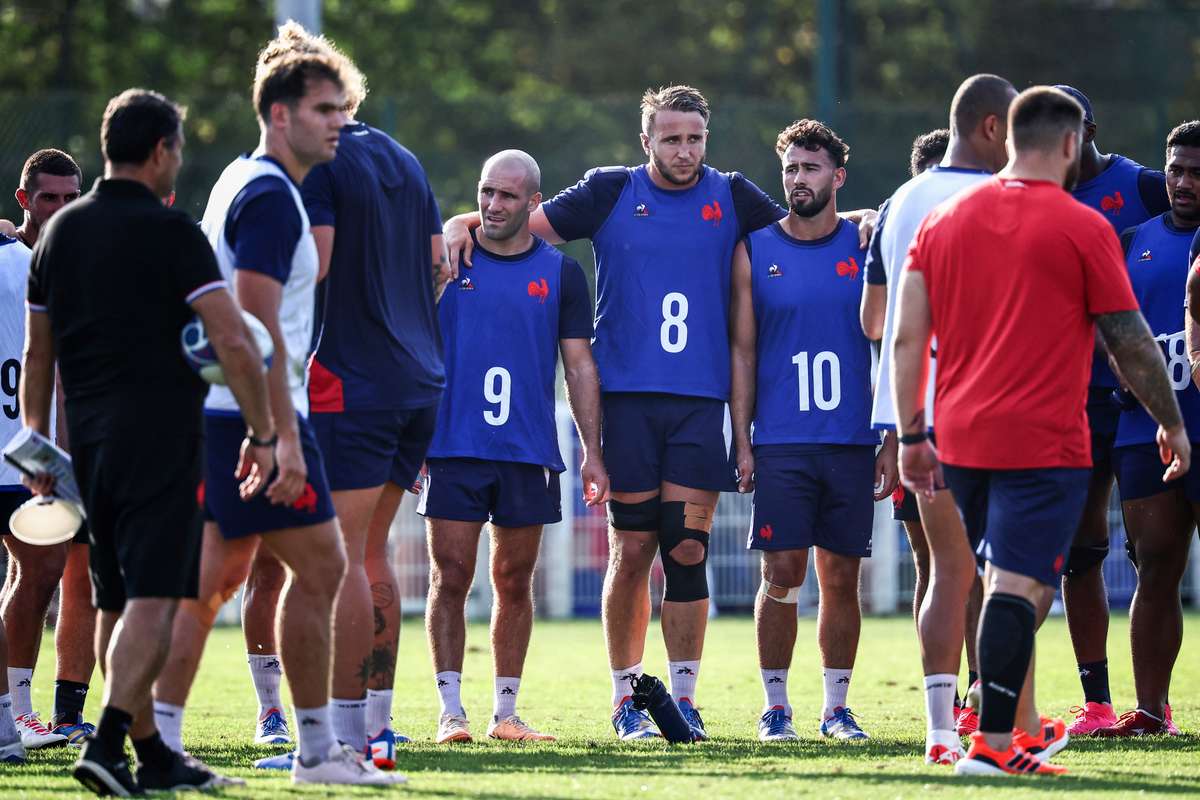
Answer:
[{"xmin": 20, "ymin": 88, "xmax": 275, "ymax": 796}]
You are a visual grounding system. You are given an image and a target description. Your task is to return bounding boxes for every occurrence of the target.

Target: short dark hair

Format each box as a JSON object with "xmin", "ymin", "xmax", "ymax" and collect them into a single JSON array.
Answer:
[
  {"xmin": 950, "ymin": 74, "xmax": 1016, "ymax": 137},
  {"xmin": 775, "ymin": 119, "xmax": 849, "ymax": 168},
  {"xmin": 253, "ymin": 30, "xmax": 348, "ymax": 124},
  {"xmin": 1010, "ymin": 86, "xmax": 1084, "ymax": 152},
  {"xmin": 101, "ymin": 89, "xmax": 185, "ymax": 166},
  {"xmin": 20, "ymin": 148, "xmax": 82, "ymax": 192},
  {"xmin": 640, "ymin": 85, "xmax": 710, "ymax": 135},
  {"xmin": 909, "ymin": 129, "xmax": 949, "ymax": 177},
  {"xmin": 1166, "ymin": 120, "xmax": 1200, "ymax": 151}
]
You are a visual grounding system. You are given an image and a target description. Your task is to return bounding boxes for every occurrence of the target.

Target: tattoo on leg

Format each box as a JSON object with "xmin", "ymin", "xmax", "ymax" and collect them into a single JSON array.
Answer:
[
  {"xmin": 371, "ymin": 582, "xmax": 395, "ymax": 609},
  {"xmin": 374, "ymin": 606, "xmax": 386, "ymax": 637},
  {"xmin": 368, "ymin": 645, "xmax": 396, "ymax": 681}
]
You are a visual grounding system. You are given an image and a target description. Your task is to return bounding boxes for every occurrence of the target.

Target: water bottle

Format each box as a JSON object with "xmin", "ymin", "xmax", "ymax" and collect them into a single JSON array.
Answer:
[{"xmin": 630, "ymin": 673, "xmax": 694, "ymax": 744}]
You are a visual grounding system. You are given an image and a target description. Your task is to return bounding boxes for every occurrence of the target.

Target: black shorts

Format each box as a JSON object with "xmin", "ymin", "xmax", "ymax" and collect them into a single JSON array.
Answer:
[
  {"xmin": 1087, "ymin": 387, "xmax": 1121, "ymax": 479},
  {"xmin": 0, "ymin": 488, "xmax": 90, "ymax": 545},
  {"xmin": 73, "ymin": 435, "xmax": 204, "ymax": 611}
]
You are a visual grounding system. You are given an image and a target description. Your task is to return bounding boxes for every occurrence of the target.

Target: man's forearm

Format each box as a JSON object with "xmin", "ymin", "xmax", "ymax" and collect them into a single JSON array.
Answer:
[
  {"xmin": 564, "ymin": 363, "xmax": 602, "ymax": 456},
  {"xmin": 890, "ymin": 339, "xmax": 928, "ymax": 436},
  {"xmin": 1101, "ymin": 310, "xmax": 1183, "ymax": 428},
  {"xmin": 20, "ymin": 354, "xmax": 54, "ymax": 437},
  {"xmin": 222, "ymin": 346, "xmax": 275, "ymax": 439},
  {"xmin": 448, "ymin": 211, "xmax": 480, "ymax": 232},
  {"xmin": 730, "ymin": 349, "xmax": 755, "ymax": 452}
]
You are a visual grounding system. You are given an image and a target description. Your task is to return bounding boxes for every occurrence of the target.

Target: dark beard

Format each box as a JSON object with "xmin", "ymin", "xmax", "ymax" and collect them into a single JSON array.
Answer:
[
  {"xmin": 651, "ymin": 152, "xmax": 703, "ymax": 186},
  {"xmin": 788, "ymin": 186, "xmax": 832, "ymax": 218}
]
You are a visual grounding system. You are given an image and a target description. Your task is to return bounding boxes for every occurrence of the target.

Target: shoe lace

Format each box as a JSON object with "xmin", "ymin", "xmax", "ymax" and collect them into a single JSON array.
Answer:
[
  {"xmin": 19, "ymin": 714, "xmax": 51, "ymax": 734},
  {"xmin": 835, "ymin": 707, "xmax": 863, "ymax": 729},
  {"xmin": 1114, "ymin": 710, "xmax": 1141, "ymax": 726},
  {"xmin": 761, "ymin": 708, "xmax": 790, "ymax": 735}
]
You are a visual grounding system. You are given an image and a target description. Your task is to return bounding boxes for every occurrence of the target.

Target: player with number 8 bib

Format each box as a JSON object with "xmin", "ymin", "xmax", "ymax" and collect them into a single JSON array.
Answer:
[{"xmin": 442, "ymin": 86, "xmax": 788, "ymax": 740}]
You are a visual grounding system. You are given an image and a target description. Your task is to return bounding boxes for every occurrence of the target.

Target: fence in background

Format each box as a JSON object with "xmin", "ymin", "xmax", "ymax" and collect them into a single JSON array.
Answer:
[{"xmin": 385, "ymin": 404, "xmax": 1199, "ymax": 620}]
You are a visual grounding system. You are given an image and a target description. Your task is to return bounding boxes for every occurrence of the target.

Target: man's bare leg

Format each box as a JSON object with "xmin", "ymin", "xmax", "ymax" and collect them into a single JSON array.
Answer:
[
  {"xmin": 53, "ymin": 542, "xmax": 97, "ymax": 729},
  {"xmin": 756, "ymin": 549, "xmax": 807, "ymax": 724},
  {"xmin": 364, "ymin": 482, "xmax": 405, "ymax": 738},
  {"xmin": 1062, "ymin": 467, "xmax": 1113, "ymax": 715},
  {"xmin": 1, "ymin": 538, "xmax": 67, "ymax": 719},
  {"xmin": 425, "ymin": 518, "xmax": 483, "ymax": 736},
  {"xmin": 488, "ymin": 524, "xmax": 546, "ymax": 734},
  {"xmin": 815, "ymin": 548, "xmax": 863, "ymax": 724},
  {"xmin": 602, "ymin": 488, "xmax": 657, "ymax": 707},
  {"xmin": 242, "ymin": 548, "xmax": 286, "ymax": 730}
]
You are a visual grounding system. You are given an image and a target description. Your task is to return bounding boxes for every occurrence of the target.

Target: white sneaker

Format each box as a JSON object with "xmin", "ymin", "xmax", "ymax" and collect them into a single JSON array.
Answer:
[
  {"xmin": 437, "ymin": 712, "xmax": 472, "ymax": 743},
  {"xmin": 15, "ymin": 713, "xmax": 68, "ymax": 749},
  {"xmin": 0, "ymin": 736, "xmax": 26, "ymax": 764},
  {"xmin": 925, "ymin": 728, "xmax": 966, "ymax": 765},
  {"xmin": 292, "ymin": 743, "xmax": 407, "ymax": 785}
]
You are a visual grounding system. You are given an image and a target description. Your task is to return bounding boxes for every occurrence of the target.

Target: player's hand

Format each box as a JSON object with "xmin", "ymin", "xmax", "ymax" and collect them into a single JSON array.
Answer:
[
  {"xmin": 0, "ymin": 219, "xmax": 15, "ymax": 238},
  {"xmin": 874, "ymin": 430, "xmax": 900, "ymax": 501},
  {"xmin": 736, "ymin": 447, "xmax": 755, "ymax": 494},
  {"xmin": 409, "ymin": 462, "xmax": 427, "ymax": 495},
  {"xmin": 21, "ymin": 471, "xmax": 55, "ymax": 497},
  {"xmin": 855, "ymin": 208, "xmax": 879, "ymax": 248},
  {"xmin": 1157, "ymin": 423, "xmax": 1191, "ymax": 482},
  {"xmin": 899, "ymin": 438, "xmax": 942, "ymax": 500},
  {"xmin": 266, "ymin": 431, "xmax": 307, "ymax": 506},
  {"xmin": 444, "ymin": 217, "xmax": 475, "ymax": 274},
  {"xmin": 580, "ymin": 455, "xmax": 610, "ymax": 506},
  {"xmin": 235, "ymin": 436, "xmax": 276, "ymax": 500}
]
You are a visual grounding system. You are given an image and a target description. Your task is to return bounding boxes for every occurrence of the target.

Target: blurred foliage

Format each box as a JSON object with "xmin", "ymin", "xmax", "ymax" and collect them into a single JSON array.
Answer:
[{"xmin": 1, "ymin": 0, "xmax": 1198, "ymax": 243}]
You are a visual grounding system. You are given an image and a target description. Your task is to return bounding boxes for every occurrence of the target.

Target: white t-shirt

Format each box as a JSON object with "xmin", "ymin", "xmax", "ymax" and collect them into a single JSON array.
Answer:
[{"xmin": 869, "ymin": 167, "xmax": 991, "ymax": 429}]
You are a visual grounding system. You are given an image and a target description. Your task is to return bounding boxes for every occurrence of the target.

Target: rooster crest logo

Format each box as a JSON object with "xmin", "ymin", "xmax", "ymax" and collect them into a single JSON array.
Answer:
[
  {"xmin": 527, "ymin": 278, "xmax": 549, "ymax": 303},
  {"xmin": 701, "ymin": 200, "xmax": 723, "ymax": 226},
  {"xmin": 1100, "ymin": 191, "xmax": 1125, "ymax": 215},
  {"xmin": 836, "ymin": 257, "xmax": 860, "ymax": 280}
]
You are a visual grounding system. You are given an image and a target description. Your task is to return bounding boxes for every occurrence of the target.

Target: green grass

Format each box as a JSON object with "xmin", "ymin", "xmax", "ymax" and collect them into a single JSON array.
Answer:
[{"xmin": 3, "ymin": 613, "xmax": 1198, "ymax": 798}]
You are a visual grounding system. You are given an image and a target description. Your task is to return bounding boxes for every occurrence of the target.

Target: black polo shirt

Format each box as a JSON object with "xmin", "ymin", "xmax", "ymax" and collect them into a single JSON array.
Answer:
[{"xmin": 27, "ymin": 178, "xmax": 225, "ymax": 445}]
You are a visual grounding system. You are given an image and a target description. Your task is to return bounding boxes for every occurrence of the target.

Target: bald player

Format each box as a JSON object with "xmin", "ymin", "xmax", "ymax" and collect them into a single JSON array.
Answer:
[{"xmin": 420, "ymin": 150, "xmax": 606, "ymax": 744}]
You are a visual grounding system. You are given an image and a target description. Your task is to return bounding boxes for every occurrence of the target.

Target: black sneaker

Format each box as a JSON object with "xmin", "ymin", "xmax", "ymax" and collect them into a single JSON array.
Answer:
[
  {"xmin": 73, "ymin": 738, "xmax": 142, "ymax": 797},
  {"xmin": 137, "ymin": 750, "xmax": 242, "ymax": 792}
]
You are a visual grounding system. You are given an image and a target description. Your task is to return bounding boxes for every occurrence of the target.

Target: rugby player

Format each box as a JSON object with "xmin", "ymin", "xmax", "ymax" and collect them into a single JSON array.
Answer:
[
  {"xmin": 731, "ymin": 120, "xmax": 896, "ymax": 742},
  {"xmin": 860, "ymin": 74, "xmax": 1016, "ymax": 765},
  {"xmin": 2, "ymin": 149, "xmax": 94, "ymax": 749},
  {"xmin": 893, "ymin": 85, "xmax": 1188, "ymax": 776},
  {"xmin": 148, "ymin": 31, "xmax": 402, "ymax": 785},
  {"xmin": 297, "ymin": 25, "xmax": 446, "ymax": 763},
  {"xmin": 443, "ymin": 85, "xmax": 790, "ymax": 740},
  {"xmin": 1099, "ymin": 121, "xmax": 1200, "ymax": 737},
  {"xmin": 26, "ymin": 87, "xmax": 274, "ymax": 795},
  {"xmin": 909, "ymin": 129, "xmax": 950, "ymax": 178},
  {"xmin": 1053, "ymin": 85, "xmax": 1172, "ymax": 736},
  {"xmin": 421, "ymin": 150, "xmax": 606, "ymax": 743}
]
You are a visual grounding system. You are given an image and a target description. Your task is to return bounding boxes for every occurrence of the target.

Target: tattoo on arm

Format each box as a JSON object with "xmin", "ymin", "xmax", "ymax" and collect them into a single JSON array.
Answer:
[{"xmin": 1098, "ymin": 310, "xmax": 1182, "ymax": 428}]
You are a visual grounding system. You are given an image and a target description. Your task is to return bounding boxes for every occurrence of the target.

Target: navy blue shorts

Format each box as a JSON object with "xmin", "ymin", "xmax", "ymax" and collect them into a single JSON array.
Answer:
[
  {"xmin": 204, "ymin": 413, "xmax": 336, "ymax": 539},
  {"xmin": 890, "ymin": 431, "xmax": 934, "ymax": 523},
  {"xmin": 1113, "ymin": 442, "xmax": 1200, "ymax": 502},
  {"xmin": 747, "ymin": 445, "xmax": 875, "ymax": 556},
  {"xmin": 942, "ymin": 464, "xmax": 1090, "ymax": 586},
  {"xmin": 1087, "ymin": 387, "xmax": 1120, "ymax": 478},
  {"xmin": 417, "ymin": 457, "xmax": 561, "ymax": 528},
  {"xmin": 310, "ymin": 405, "xmax": 438, "ymax": 492},
  {"xmin": 601, "ymin": 392, "xmax": 734, "ymax": 493}
]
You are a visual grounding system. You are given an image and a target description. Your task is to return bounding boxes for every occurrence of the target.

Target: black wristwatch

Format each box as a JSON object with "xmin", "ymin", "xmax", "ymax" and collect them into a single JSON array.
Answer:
[
  {"xmin": 248, "ymin": 432, "xmax": 278, "ymax": 448},
  {"xmin": 899, "ymin": 432, "xmax": 928, "ymax": 445}
]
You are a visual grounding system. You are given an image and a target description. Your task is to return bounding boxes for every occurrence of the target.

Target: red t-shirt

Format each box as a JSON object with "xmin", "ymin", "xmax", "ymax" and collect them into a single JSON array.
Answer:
[{"xmin": 904, "ymin": 177, "xmax": 1138, "ymax": 469}]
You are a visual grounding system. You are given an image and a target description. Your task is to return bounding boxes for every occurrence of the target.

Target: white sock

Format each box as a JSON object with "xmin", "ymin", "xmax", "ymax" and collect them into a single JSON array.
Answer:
[
  {"xmin": 366, "ymin": 689, "xmax": 392, "ymax": 738},
  {"xmin": 247, "ymin": 654, "xmax": 283, "ymax": 713},
  {"xmin": 153, "ymin": 701, "xmax": 185, "ymax": 753},
  {"xmin": 331, "ymin": 697, "xmax": 367, "ymax": 751},
  {"xmin": 493, "ymin": 677, "xmax": 520, "ymax": 719},
  {"xmin": 668, "ymin": 660, "xmax": 700, "ymax": 703},
  {"xmin": 924, "ymin": 673, "xmax": 958, "ymax": 732},
  {"xmin": 761, "ymin": 668, "xmax": 790, "ymax": 715},
  {"xmin": 7, "ymin": 668, "xmax": 32, "ymax": 718},
  {"xmin": 294, "ymin": 704, "xmax": 335, "ymax": 766},
  {"xmin": 611, "ymin": 663, "xmax": 642, "ymax": 708},
  {"xmin": 0, "ymin": 694, "xmax": 18, "ymax": 743},
  {"xmin": 822, "ymin": 667, "xmax": 852, "ymax": 720},
  {"xmin": 436, "ymin": 671, "xmax": 464, "ymax": 717}
]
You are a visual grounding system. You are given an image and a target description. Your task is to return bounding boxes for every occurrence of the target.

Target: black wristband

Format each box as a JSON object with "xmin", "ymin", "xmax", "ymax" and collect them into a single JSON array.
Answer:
[
  {"xmin": 248, "ymin": 432, "xmax": 278, "ymax": 448},
  {"xmin": 899, "ymin": 432, "xmax": 928, "ymax": 445}
]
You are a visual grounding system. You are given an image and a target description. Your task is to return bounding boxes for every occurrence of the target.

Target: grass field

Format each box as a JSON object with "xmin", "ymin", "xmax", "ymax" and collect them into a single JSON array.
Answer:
[{"xmin": 1, "ymin": 612, "xmax": 1197, "ymax": 798}]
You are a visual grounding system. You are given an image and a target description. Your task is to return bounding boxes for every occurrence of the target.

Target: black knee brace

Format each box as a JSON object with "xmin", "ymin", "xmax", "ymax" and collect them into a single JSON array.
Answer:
[
  {"xmin": 1064, "ymin": 543, "xmax": 1109, "ymax": 578},
  {"xmin": 607, "ymin": 495, "xmax": 661, "ymax": 532},
  {"xmin": 658, "ymin": 501, "xmax": 711, "ymax": 602}
]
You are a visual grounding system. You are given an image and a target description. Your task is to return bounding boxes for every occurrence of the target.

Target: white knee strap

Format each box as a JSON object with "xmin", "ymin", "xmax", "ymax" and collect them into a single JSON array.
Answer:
[{"xmin": 760, "ymin": 579, "xmax": 801, "ymax": 604}]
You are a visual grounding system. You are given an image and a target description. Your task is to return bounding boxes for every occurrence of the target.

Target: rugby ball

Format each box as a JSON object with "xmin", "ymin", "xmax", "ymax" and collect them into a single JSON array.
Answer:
[{"xmin": 181, "ymin": 310, "xmax": 274, "ymax": 384}]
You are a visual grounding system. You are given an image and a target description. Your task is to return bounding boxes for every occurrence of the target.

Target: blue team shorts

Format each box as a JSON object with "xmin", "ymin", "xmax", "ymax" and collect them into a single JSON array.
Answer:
[
  {"xmin": 890, "ymin": 431, "xmax": 936, "ymax": 523},
  {"xmin": 1087, "ymin": 387, "xmax": 1121, "ymax": 478},
  {"xmin": 942, "ymin": 464, "xmax": 1090, "ymax": 586},
  {"xmin": 601, "ymin": 392, "xmax": 735, "ymax": 493},
  {"xmin": 1113, "ymin": 442, "xmax": 1200, "ymax": 502},
  {"xmin": 747, "ymin": 444, "xmax": 875, "ymax": 557},
  {"xmin": 417, "ymin": 457, "xmax": 561, "ymax": 528},
  {"xmin": 310, "ymin": 405, "xmax": 439, "ymax": 492},
  {"xmin": 203, "ymin": 413, "xmax": 336, "ymax": 539}
]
